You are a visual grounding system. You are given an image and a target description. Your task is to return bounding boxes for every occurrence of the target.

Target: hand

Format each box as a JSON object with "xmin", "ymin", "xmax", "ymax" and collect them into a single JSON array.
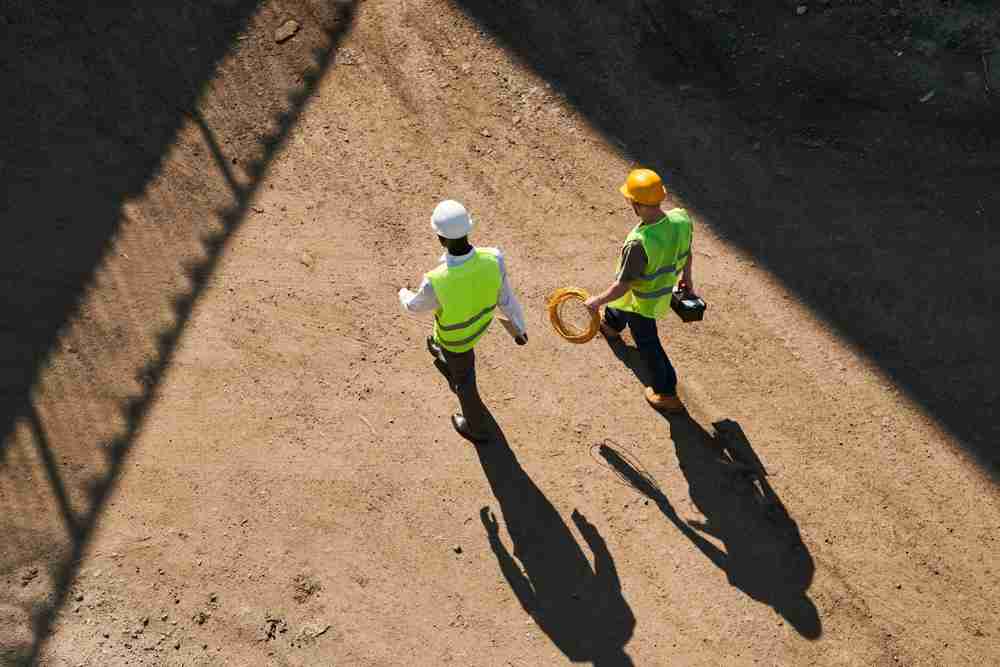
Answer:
[
  {"xmin": 677, "ymin": 279, "xmax": 694, "ymax": 296},
  {"xmin": 514, "ymin": 333, "xmax": 528, "ymax": 346},
  {"xmin": 583, "ymin": 296, "xmax": 602, "ymax": 313},
  {"xmin": 480, "ymin": 507, "xmax": 500, "ymax": 538}
]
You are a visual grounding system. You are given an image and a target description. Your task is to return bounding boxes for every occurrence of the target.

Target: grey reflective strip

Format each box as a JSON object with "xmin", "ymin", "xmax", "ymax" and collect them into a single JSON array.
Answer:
[
  {"xmin": 438, "ymin": 316, "xmax": 494, "ymax": 347},
  {"xmin": 639, "ymin": 263, "xmax": 677, "ymax": 281},
  {"xmin": 633, "ymin": 285, "xmax": 676, "ymax": 299},
  {"xmin": 638, "ymin": 249, "xmax": 690, "ymax": 281},
  {"xmin": 436, "ymin": 304, "xmax": 497, "ymax": 332}
]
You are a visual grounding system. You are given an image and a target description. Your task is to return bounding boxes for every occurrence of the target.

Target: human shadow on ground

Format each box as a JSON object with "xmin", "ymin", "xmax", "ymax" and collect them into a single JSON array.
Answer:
[
  {"xmin": 597, "ymin": 418, "xmax": 820, "ymax": 639},
  {"xmin": 476, "ymin": 427, "xmax": 636, "ymax": 666}
]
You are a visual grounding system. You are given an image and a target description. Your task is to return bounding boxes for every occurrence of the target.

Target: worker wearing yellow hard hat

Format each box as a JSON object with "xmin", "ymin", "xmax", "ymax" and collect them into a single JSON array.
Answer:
[
  {"xmin": 399, "ymin": 200, "xmax": 528, "ymax": 443},
  {"xmin": 585, "ymin": 168, "xmax": 695, "ymax": 412}
]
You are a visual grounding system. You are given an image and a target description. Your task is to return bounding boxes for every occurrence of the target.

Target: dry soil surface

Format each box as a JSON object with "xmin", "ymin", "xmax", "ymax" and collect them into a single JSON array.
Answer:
[{"xmin": 2, "ymin": 1, "xmax": 999, "ymax": 666}]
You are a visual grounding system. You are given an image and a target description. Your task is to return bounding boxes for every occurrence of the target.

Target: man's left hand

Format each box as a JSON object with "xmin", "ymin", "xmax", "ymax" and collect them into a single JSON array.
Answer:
[{"xmin": 584, "ymin": 296, "xmax": 602, "ymax": 313}]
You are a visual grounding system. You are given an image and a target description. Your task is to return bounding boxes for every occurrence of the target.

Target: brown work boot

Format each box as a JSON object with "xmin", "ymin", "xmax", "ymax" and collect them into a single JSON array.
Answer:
[{"xmin": 644, "ymin": 387, "xmax": 685, "ymax": 413}]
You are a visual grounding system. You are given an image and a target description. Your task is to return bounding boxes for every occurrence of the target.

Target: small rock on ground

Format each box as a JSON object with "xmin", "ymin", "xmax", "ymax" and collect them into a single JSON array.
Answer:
[{"xmin": 275, "ymin": 20, "xmax": 300, "ymax": 43}]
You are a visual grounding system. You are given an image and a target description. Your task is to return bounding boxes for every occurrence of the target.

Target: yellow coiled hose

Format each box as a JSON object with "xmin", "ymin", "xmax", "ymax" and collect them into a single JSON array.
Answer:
[{"xmin": 547, "ymin": 287, "xmax": 600, "ymax": 344}]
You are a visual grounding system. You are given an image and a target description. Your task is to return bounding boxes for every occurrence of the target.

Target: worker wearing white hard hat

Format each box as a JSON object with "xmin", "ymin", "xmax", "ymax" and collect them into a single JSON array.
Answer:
[{"xmin": 398, "ymin": 200, "xmax": 528, "ymax": 443}]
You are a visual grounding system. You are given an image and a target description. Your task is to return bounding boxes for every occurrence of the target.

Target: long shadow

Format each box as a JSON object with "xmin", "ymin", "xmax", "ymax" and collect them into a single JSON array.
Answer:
[
  {"xmin": 597, "ymin": 419, "xmax": 821, "ymax": 639},
  {"xmin": 476, "ymin": 427, "xmax": 636, "ymax": 666},
  {"xmin": 451, "ymin": 0, "xmax": 1000, "ymax": 478},
  {"xmin": 0, "ymin": 2, "xmax": 358, "ymax": 663},
  {"xmin": 0, "ymin": 1, "xmax": 260, "ymax": 462}
]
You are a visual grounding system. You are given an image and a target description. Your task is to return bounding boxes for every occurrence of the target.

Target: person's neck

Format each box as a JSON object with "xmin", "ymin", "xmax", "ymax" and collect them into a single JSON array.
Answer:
[
  {"xmin": 639, "ymin": 208, "xmax": 666, "ymax": 225},
  {"xmin": 447, "ymin": 241, "xmax": 474, "ymax": 256}
]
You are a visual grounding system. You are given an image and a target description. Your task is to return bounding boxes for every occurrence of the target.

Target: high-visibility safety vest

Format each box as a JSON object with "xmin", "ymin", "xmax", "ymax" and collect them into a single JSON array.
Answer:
[
  {"xmin": 426, "ymin": 248, "xmax": 503, "ymax": 353},
  {"xmin": 609, "ymin": 209, "xmax": 693, "ymax": 319}
]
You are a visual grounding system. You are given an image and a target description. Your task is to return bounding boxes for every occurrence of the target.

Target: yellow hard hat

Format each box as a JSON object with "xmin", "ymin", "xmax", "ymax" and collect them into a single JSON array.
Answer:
[{"xmin": 619, "ymin": 168, "xmax": 666, "ymax": 206}]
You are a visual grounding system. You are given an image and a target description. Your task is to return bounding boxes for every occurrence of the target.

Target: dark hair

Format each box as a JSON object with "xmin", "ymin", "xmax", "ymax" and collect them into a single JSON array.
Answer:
[{"xmin": 438, "ymin": 235, "xmax": 472, "ymax": 254}]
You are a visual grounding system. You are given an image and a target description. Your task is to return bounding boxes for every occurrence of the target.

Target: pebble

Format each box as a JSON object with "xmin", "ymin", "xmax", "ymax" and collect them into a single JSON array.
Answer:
[
  {"xmin": 274, "ymin": 19, "xmax": 300, "ymax": 44},
  {"xmin": 161, "ymin": 614, "xmax": 169, "ymax": 622},
  {"xmin": 796, "ymin": 5, "xmax": 808, "ymax": 15},
  {"xmin": 337, "ymin": 48, "xmax": 360, "ymax": 65},
  {"xmin": 453, "ymin": 545, "xmax": 463, "ymax": 554},
  {"xmin": 300, "ymin": 251, "xmax": 314, "ymax": 267},
  {"xmin": 75, "ymin": 594, "xmax": 84, "ymax": 602},
  {"xmin": 175, "ymin": 641, "xmax": 181, "ymax": 650}
]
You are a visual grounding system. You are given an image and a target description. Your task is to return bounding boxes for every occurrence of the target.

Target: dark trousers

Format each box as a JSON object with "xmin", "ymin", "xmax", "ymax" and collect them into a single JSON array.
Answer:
[
  {"xmin": 604, "ymin": 307, "xmax": 678, "ymax": 395},
  {"xmin": 431, "ymin": 341, "xmax": 492, "ymax": 436}
]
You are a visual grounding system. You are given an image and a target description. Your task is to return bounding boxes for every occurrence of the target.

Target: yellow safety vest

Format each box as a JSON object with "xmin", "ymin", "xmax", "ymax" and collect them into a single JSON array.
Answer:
[
  {"xmin": 426, "ymin": 248, "xmax": 503, "ymax": 353},
  {"xmin": 609, "ymin": 209, "xmax": 693, "ymax": 319}
]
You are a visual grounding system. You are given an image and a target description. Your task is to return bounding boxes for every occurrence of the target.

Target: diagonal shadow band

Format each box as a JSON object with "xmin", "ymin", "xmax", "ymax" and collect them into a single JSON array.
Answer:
[
  {"xmin": 2, "ymin": 2, "xmax": 359, "ymax": 663},
  {"xmin": 450, "ymin": 0, "xmax": 1000, "ymax": 479}
]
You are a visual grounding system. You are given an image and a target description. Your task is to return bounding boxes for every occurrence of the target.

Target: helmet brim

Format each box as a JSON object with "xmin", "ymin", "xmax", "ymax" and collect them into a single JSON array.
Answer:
[{"xmin": 430, "ymin": 217, "xmax": 474, "ymax": 240}]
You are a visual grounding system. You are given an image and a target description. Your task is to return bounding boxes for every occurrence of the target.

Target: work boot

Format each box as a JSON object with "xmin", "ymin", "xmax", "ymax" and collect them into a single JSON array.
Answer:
[
  {"xmin": 644, "ymin": 387, "xmax": 685, "ymax": 413},
  {"xmin": 451, "ymin": 413, "xmax": 488, "ymax": 444}
]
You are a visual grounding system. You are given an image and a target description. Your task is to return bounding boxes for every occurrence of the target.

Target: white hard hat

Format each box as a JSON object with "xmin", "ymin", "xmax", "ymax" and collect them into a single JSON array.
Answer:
[{"xmin": 430, "ymin": 200, "xmax": 474, "ymax": 239}]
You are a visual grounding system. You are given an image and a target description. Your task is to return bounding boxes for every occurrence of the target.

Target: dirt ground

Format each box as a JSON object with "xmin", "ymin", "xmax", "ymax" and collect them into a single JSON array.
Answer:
[{"xmin": 2, "ymin": 0, "xmax": 999, "ymax": 665}]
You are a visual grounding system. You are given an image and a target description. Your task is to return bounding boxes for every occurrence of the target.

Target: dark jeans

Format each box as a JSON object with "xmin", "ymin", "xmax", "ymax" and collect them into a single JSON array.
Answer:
[
  {"xmin": 604, "ymin": 307, "xmax": 678, "ymax": 395},
  {"xmin": 431, "ymin": 341, "xmax": 492, "ymax": 436}
]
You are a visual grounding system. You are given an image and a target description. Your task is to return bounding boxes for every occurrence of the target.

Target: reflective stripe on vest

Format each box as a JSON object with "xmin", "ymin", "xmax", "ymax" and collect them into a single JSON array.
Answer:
[
  {"xmin": 435, "ymin": 303, "xmax": 497, "ymax": 332},
  {"xmin": 637, "ymin": 250, "xmax": 691, "ymax": 281},
  {"xmin": 426, "ymin": 248, "xmax": 503, "ymax": 353},
  {"xmin": 608, "ymin": 209, "xmax": 693, "ymax": 319}
]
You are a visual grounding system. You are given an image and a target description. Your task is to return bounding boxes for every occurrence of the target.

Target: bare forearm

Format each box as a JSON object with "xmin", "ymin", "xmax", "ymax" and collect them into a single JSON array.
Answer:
[{"xmin": 592, "ymin": 280, "xmax": 631, "ymax": 308}]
